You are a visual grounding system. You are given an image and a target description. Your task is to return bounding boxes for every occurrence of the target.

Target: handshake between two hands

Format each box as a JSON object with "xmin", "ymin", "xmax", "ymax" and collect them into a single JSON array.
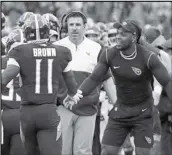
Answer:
[{"xmin": 63, "ymin": 90, "xmax": 83, "ymax": 110}]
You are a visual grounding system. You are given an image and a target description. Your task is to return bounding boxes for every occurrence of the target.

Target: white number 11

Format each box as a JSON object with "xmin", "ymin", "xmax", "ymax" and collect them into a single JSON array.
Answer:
[{"xmin": 35, "ymin": 59, "xmax": 54, "ymax": 94}]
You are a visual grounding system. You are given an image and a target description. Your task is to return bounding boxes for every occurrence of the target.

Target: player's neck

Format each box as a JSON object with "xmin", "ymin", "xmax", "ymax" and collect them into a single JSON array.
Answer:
[
  {"xmin": 69, "ymin": 36, "xmax": 85, "ymax": 46},
  {"xmin": 121, "ymin": 44, "xmax": 136, "ymax": 56}
]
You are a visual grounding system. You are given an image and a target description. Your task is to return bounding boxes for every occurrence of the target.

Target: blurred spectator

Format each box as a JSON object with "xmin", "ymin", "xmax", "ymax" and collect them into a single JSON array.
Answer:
[
  {"xmin": 107, "ymin": 27, "xmax": 117, "ymax": 47},
  {"xmin": 59, "ymin": 13, "xmax": 68, "ymax": 39},
  {"xmin": 144, "ymin": 26, "xmax": 170, "ymax": 71},
  {"xmin": 96, "ymin": 22, "xmax": 109, "ymax": 47},
  {"xmin": 143, "ymin": 26, "xmax": 166, "ymax": 46},
  {"xmin": 144, "ymin": 25, "xmax": 172, "ymax": 155},
  {"xmin": 86, "ymin": 17, "xmax": 95, "ymax": 29},
  {"xmin": 85, "ymin": 26, "xmax": 100, "ymax": 42},
  {"xmin": 2, "ymin": 2, "xmax": 171, "ymax": 39}
]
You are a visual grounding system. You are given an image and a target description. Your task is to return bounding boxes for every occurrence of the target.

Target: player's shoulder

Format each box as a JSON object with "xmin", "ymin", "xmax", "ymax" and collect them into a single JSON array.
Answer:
[
  {"xmin": 53, "ymin": 37, "xmax": 69, "ymax": 46},
  {"xmin": 9, "ymin": 42, "xmax": 27, "ymax": 51},
  {"xmin": 108, "ymin": 45, "xmax": 118, "ymax": 53},
  {"xmin": 53, "ymin": 37, "xmax": 71, "ymax": 50},
  {"xmin": 8, "ymin": 42, "xmax": 27, "ymax": 56},
  {"xmin": 98, "ymin": 45, "xmax": 118, "ymax": 64},
  {"xmin": 52, "ymin": 43, "xmax": 70, "ymax": 52},
  {"xmin": 107, "ymin": 46, "xmax": 119, "ymax": 60},
  {"xmin": 137, "ymin": 43, "xmax": 153, "ymax": 54},
  {"xmin": 137, "ymin": 43, "xmax": 154, "ymax": 59},
  {"xmin": 51, "ymin": 42, "xmax": 71, "ymax": 59}
]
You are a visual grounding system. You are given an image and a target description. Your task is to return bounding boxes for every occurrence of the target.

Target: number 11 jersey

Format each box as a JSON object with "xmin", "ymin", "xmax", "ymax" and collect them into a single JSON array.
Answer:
[{"xmin": 8, "ymin": 42, "xmax": 72, "ymax": 105}]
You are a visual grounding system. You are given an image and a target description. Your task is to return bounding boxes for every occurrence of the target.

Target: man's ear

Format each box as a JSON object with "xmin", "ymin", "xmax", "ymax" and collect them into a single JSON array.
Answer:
[{"xmin": 132, "ymin": 35, "xmax": 137, "ymax": 42}]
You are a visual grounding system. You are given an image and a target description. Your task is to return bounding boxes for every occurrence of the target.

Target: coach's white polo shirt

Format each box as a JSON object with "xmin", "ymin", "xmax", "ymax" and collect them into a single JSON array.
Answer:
[{"xmin": 54, "ymin": 36, "xmax": 101, "ymax": 74}]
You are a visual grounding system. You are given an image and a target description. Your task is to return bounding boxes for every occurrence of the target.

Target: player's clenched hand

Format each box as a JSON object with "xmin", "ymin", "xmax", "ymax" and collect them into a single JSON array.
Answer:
[
  {"xmin": 63, "ymin": 95, "xmax": 78, "ymax": 110},
  {"xmin": 73, "ymin": 90, "xmax": 83, "ymax": 101}
]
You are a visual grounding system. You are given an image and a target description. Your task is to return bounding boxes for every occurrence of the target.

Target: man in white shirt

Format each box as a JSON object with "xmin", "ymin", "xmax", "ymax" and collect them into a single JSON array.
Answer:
[{"xmin": 54, "ymin": 11, "xmax": 116, "ymax": 155}]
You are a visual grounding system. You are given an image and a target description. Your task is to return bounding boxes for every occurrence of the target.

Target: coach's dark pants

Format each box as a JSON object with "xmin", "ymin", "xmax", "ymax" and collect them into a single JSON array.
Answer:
[
  {"xmin": 20, "ymin": 104, "xmax": 61, "ymax": 155},
  {"xmin": 1, "ymin": 109, "xmax": 26, "ymax": 155}
]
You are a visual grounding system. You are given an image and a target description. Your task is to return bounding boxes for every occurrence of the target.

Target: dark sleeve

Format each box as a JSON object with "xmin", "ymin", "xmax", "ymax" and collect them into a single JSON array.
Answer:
[
  {"xmin": 79, "ymin": 49, "xmax": 109, "ymax": 96},
  {"xmin": 60, "ymin": 47, "xmax": 72, "ymax": 71},
  {"xmin": 66, "ymin": 49, "xmax": 72, "ymax": 61},
  {"xmin": 62, "ymin": 71, "xmax": 77, "ymax": 96},
  {"xmin": 1, "ymin": 48, "xmax": 21, "ymax": 90},
  {"xmin": 1, "ymin": 65, "xmax": 20, "ymax": 91},
  {"xmin": 149, "ymin": 53, "xmax": 172, "ymax": 102},
  {"xmin": 8, "ymin": 47, "xmax": 21, "ymax": 65}
]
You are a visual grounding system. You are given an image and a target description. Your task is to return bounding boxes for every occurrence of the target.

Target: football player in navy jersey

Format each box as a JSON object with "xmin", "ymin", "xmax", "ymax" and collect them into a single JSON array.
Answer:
[
  {"xmin": 1, "ymin": 28, "xmax": 27, "ymax": 155},
  {"xmin": 74, "ymin": 20, "xmax": 172, "ymax": 155},
  {"xmin": 1, "ymin": 14, "xmax": 79, "ymax": 155}
]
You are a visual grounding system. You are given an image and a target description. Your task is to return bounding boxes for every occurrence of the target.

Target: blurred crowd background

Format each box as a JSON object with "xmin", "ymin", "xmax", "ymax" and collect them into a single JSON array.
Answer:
[{"xmin": 2, "ymin": 1, "xmax": 172, "ymax": 39}]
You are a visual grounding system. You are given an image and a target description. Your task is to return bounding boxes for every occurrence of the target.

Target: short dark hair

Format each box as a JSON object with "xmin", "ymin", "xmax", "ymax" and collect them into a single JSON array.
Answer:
[{"xmin": 65, "ymin": 11, "xmax": 87, "ymax": 24}]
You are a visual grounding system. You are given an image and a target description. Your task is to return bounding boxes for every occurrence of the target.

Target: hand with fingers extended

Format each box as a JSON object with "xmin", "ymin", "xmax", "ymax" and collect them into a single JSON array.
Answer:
[
  {"xmin": 63, "ymin": 95, "xmax": 77, "ymax": 110},
  {"xmin": 63, "ymin": 90, "xmax": 83, "ymax": 110}
]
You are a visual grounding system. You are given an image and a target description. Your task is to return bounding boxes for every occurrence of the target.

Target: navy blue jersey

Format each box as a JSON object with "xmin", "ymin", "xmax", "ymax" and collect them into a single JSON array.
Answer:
[
  {"xmin": 103, "ymin": 45, "xmax": 153, "ymax": 105},
  {"xmin": 8, "ymin": 42, "xmax": 72, "ymax": 105},
  {"xmin": 1, "ymin": 55, "xmax": 21, "ymax": 109}
]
